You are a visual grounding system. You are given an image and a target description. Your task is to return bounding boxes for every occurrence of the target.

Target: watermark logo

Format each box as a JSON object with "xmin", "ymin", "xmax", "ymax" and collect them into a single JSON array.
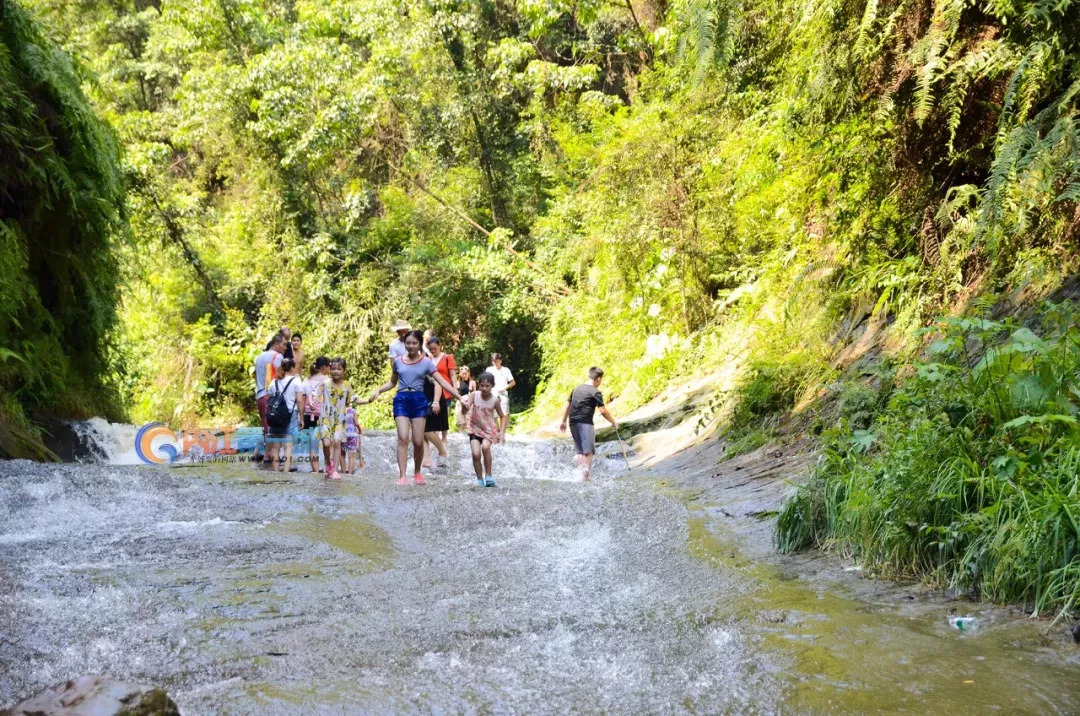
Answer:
[
  {"xmin": 133, "ymin": 423, "xmax": 314, "ymax": 465},
  {"xmin": 135, "ymin": 422, "xmax": 178, "ymax": 464}
]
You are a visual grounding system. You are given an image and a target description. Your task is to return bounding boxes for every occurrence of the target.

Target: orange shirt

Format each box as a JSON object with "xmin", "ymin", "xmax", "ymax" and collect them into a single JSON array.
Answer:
[{"xmin": 432, "ymin": 353, "xmax": 456, "ymax": 386}]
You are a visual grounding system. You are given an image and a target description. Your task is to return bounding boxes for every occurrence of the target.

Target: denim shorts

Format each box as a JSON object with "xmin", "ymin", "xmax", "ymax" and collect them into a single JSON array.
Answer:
[
  {"xmin": 393, "ymin": 390, "xmax": 430, "ymax": 420},
  {"xmin": 266, "ymin": 412, "xmax": 299, "ymax": 443}
]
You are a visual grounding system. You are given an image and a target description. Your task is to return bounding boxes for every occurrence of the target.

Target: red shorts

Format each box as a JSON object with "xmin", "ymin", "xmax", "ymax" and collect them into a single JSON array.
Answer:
[{"xmin": 256, "ymin": 395, "xmax": 270, "ymax": 435}]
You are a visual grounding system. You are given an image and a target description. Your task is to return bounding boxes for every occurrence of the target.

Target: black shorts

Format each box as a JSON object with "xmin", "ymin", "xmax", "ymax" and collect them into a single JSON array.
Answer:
[{"xmin": 303, "ymin": 414, "xmax": 318, "ymax": 430}]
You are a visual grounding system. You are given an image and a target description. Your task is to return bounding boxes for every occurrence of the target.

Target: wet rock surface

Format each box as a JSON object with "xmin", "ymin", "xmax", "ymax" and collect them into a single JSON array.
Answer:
[
  {"xmin": 3, "ymin": 675, "xmax": 178, "ymax": 716},
  {"xmin": 2, "ymin": 433, "xmax": 1080, "ymax": 713},
  {"xmin": 0, "ymin": 439, "xmax": 776, "ymax": 713}
]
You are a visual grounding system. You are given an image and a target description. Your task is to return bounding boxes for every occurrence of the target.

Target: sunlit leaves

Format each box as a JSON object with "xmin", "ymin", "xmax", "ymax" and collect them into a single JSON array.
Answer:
[{"xmin": 244, "ymin": 40, "xmax": 378, "ymax": 171}]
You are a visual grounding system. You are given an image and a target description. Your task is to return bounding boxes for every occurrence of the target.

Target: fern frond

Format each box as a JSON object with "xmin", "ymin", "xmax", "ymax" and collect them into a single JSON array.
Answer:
[
  {"xmin": 691, "ymin": 1, "xmax": 716, "ymax": 86},
  {"xmin": 1057, "ymin": 180, "xmax": 1080, "ymax": 204},
  {"xmin": 870, "ymin": 1, "xmax": 908, "ymax": 58},
  {"xmin": 678, "ymin": 0, "xmax": 740, "ymax": 88},
  {"xmin": 936, "ymin": 184, "xmax": 982, "ymax": 227},
  {"xmin": 913, "ymin": 33, "xmax": 947, "ymax": 124},
  {"xmin": 854, "ymin": 0, "xmax": 881, "ymax": 59},
  {"xmin": 999, "ymin": 42, "xmax": 1061, "ymax": 138},
  {"xmin": 939, "ymin": 0, "xmax": 970, "ymax": 37},
  {"xmin": 980, "ymin": 78, "xmax": 1080, "ymax": 245},
  {"xmin": 940, "ymin": 40, "xmax": 1016, "ymax": 154}
]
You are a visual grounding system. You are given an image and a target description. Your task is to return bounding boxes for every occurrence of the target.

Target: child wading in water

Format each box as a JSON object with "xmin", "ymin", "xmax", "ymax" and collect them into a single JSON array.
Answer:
[
  {"xmin": 317, "ymin": 357, "xmax": 353, "ymax": 480},
  {"xmin": 467, "ymin": 372, "xmax": 507, "ymax": 487},
  {"xmin": 304, "ymin": 356, "xmax": 330, "ymax": 472},
  {"xmin": 343, "ymin": 405, "xmax": 364, "ymax": 473}
]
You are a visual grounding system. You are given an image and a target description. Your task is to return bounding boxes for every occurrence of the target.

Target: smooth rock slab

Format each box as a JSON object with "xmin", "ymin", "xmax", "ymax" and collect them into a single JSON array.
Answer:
[{"xmin": 3, "ymin": 676, "xmax": 179, "ymax": 716}]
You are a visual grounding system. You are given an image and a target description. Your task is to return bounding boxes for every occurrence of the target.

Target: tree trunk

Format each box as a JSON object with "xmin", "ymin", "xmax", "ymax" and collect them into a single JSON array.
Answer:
[{"xmin": 470, "ymin": 108, "xmax": 508, "ymax": 227}]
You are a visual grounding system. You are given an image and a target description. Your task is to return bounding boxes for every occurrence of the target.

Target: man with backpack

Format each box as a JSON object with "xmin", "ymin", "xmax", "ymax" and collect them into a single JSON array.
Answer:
[{"xmin": 266, "ymin": 358, "xmax": 306, "ymax": 472}]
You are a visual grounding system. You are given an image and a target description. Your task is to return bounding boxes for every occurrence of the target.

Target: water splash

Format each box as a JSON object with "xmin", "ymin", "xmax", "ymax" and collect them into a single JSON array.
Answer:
[{"xmin": 67, "ymin": 418, "xmax": 140, "ymax": 464}]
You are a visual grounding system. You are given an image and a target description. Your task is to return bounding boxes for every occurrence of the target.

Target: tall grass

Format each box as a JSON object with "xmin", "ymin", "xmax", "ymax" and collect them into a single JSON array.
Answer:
[{"xmin": 778, "ymin": 303, "xmax": 1080, "ymax": 618}]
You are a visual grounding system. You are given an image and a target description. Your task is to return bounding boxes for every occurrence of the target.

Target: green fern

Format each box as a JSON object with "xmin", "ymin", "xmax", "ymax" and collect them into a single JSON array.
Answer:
[
  {"xmin": 853, "ymin": 0, "xmax": 881, "ymax": 58},
  {"xmin": 677, "ymin": 0, "xmax": 740, "ymax": 87},
  {"xmin": 939, "ymin": 40, "xmax": 1017, "ymax": 154},
  {"xmin": 999, "ymin": 42, "xmax": 1062, "ymax": 139},
  {"xmin": 908, "ymin": 0, "xmax": 973, "ymax": 124},
  {"xmin": 0, "ymin": 1, "xmax": 125, "ymax": 435},
  {"xmin": 980, "ymin": 77, "xmax": 1080, "ymax": 253},
  {"xmin": 911, "ymin": 33, "xmax": 946, "ymax": 124}
]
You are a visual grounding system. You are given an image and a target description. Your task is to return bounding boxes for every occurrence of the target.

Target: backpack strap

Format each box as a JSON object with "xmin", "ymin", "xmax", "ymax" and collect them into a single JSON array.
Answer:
[{"xmin": 280, "ymin": 377, "xmax": 296, "ymax": 412}]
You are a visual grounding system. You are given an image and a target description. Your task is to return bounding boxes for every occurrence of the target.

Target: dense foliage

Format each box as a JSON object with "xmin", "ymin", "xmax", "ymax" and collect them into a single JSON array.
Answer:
[
  {"xmin": 23, "ymin": 0, "xmax": 658, "ymax": 428},
  {"xmin": 20, "ymin": 0, "xmax": 1080, "ymax": 427},
  {"xmin": 0, "ymin": 1, "xmax": 123, "ymax": 457}
]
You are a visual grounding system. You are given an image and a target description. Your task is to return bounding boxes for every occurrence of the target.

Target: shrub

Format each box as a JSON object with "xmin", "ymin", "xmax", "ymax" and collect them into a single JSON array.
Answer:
[{"xmin": 778, "ymin": 304, "xmax": 1080, "ymax": 618}]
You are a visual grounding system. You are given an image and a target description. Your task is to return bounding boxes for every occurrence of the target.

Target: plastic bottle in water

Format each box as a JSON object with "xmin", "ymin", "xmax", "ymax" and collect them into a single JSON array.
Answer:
[{"xmin": 949, "ymin": 616, "xmax": 978, "ymax": 631}]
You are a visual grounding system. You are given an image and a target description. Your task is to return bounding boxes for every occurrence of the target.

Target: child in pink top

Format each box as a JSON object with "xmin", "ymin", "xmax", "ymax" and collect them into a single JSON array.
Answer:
[
  {"xmin": 467, "ymin": 372, "xmax": 507, "ymax": 487},
  {"xmin": 343, "ymin": 406, "xmax": 364, "ymax": 473}
]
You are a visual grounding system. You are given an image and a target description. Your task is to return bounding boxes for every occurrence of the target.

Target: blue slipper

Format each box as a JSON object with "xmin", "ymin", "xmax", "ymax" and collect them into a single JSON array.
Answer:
[
  {"xmin": 484, "ymin": 475, "xmax": 496, "ymax": 487},
  {"xmin": 476, "ymin": 478, "xmax": 486, "ymax": 487}
]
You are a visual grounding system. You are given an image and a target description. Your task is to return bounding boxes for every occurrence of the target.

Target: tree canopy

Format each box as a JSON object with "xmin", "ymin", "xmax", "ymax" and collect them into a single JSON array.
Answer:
[{"xmin": 14, "ymin": 0, "xmax": 1077, "ymax": 429}]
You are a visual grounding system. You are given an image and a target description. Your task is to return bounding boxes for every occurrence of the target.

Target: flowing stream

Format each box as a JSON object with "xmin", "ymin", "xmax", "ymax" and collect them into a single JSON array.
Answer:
[{"xmin": 2, "ymin": 423, "xmax": 1079, "ymax": 713}]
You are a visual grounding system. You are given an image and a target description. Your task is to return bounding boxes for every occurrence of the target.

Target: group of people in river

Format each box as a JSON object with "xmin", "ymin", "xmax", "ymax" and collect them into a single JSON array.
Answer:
[{"xmin": 252, "ymin": 319, "xmax": 618, "ymax": 485}]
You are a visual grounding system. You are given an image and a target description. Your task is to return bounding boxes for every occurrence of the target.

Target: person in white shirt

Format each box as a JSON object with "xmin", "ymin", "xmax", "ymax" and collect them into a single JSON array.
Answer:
[
  {"xmin": 388, "ymin": 319, "xmax": 410, "ymax": 367},
  {"xmin": 302, "ymin": 356, "xmax": 331, "ymax": 473},
  {"xmin": 486, "ymin": 353, "xmax": 515, "ymax": 438},
  {"xmin": 267, "ymin": 358, "xmax": 306, "ymax": 473}
]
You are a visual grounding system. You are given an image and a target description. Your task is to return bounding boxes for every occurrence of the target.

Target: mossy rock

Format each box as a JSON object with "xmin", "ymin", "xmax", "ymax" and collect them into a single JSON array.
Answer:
[{"xmin": 0, "ymin": 418, "xmax": 58, "ymax": 461}]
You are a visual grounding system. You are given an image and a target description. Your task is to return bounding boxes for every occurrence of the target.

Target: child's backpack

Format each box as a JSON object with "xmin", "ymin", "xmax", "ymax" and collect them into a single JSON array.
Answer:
[
  {"xmin": 305, "ymin": 377, "xmax": 323, "ymax": 417},
  {"xmin": 266, "ymin": 377, "xmax": 296, "ymax": 430}
]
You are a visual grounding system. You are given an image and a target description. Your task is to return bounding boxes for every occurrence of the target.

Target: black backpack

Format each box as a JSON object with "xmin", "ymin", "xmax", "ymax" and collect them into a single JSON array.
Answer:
[{"xmin": 266, "ymin": 377, "xmax": 296, "ymax": 430}]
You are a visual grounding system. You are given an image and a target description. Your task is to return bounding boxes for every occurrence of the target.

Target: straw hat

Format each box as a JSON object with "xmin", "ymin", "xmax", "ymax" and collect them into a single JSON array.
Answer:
[{"xmin": 391, "ymin": 319, "xmax": 412, "ymax": 332}]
